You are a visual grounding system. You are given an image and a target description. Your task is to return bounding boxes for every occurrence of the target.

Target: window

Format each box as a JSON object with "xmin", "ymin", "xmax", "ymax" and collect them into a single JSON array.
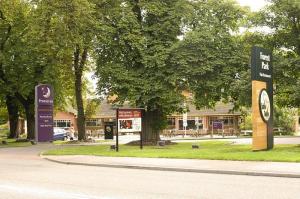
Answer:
[
  {"xmin": 209, "ymin": 117, "xmax": 218, "ymax": 125},
  {"xmin": 167, "ymin": 118, "xmax": 175, "ymax": 126},
  {"xmin": 224, "ymin": 117, "xmax": 234, "ymax": 125},
  {"xmin": 209, "ymin": 116, "xmax": 234, "ymax": 126},
  {"xmin": 179, "ymin": 119, "xmax": 203, "ymax": 130},
  {"xmin": 54, "ymin": 120, "xmax": 71, "ymax": 128},
  {"xmin": 86, "ymin": 119, "xmax": 102, "ymax": 127}
]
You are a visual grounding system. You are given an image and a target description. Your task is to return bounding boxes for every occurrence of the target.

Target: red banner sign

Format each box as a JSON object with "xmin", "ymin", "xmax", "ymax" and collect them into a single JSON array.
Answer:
[{"xmin": 118, "ymin": 109, "xmax": 142, "ymax": 119}]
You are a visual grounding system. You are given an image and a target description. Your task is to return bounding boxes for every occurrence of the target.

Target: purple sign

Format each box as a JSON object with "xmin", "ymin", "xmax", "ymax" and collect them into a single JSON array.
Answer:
[
  {"xmin": 213, "ymin": 121, "xmax": 223, "ymax": 129},
  {"xmin": 35, "ymin": 84, "xmax": 54, "ymax": 142}
]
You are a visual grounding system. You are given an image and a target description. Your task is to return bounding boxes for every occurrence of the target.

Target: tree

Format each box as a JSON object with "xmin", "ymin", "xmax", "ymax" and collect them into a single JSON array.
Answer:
[
  {"xmin": 0, "ymin": 99, "xmax": 8, "ymax": 125},
  {"xmin": 169, "ymin": 0, "xmax": 249, "ymax": 109},
  {"xmin": 259, "ymin": 0, "xmax": 300, "ymax": 108},
  {"xmin": 0, "ymin": 0, "xmax": 29, "ymax": 138},
  {"xmin": 0, "ymin": 0, "xmax": 75, "ymax": 139},
  {"xmin": 95, "ymin": 0, "xmax": 187, "ymax": 142},
  {"xmin": 274, "ymin": 54, "xmax": 300, "ymax": 107},
  {"xmin": 223, "ymin": 31, "xmax": 272, "ymax": 109},
  {"xmin": 95, "ymin": 0, "xmax": 249, "ymax": 142},
  {"xmin": 32, "ymin": 0, "xmax": 96, "ymax": 140},
  {"xmin": 273, "ymin": 105, "xmax": 297, "ymax": 133}
]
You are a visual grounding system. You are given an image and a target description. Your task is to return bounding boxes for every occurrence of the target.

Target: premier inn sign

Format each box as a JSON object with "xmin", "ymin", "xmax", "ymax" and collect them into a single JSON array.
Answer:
[
  {"xmin": 35, "ymin": 84, "xmax": 54, "ymax": 142},
  {"xmin": 251, "ymin": 46, "xmax": 273, "ymax": 151}
]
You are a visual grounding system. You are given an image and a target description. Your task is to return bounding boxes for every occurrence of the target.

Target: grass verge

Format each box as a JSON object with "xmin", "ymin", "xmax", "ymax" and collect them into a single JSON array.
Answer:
[
  {"xmin": 0, "ymin": 138, "xmax": 31, "ymax": 148},
  {"xmin": 53, "ymin": 139, "xmax": 111, "ymax": 145},
  {"xmin": 43, "ymin": 141, "xmax": 300, "ymax": 162}
]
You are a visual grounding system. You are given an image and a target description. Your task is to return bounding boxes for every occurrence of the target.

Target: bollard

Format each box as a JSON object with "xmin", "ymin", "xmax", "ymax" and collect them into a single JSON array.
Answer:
[
  {"xmin": 110, "ymin": 145, "xmax": 116, "ymax": 150},
  {"xmin": 157, "ymin": 141, "xmax": 166, "ymax": 147}
]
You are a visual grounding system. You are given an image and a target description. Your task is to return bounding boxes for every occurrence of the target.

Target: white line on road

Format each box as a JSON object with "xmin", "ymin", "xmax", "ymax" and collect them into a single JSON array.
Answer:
[{"xmin": 0, "ymin": 184, "xmax": 117, "ymax": 199}]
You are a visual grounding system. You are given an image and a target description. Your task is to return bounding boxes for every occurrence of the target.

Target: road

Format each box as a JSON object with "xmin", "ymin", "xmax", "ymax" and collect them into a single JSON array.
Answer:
[{"xmin": 1, "ymin": 144, "xmax": 300, "ymax": 199}]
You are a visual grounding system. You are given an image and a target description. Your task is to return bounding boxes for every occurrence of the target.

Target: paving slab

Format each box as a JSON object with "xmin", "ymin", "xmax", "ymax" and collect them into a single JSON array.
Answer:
[{"xmin": 42, "ymin": 155, "xmax": 300, "ymax": 178}]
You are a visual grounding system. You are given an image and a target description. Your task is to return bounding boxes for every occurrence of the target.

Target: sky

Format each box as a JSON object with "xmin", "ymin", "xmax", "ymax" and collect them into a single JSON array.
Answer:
[{"xmin": 237, "ymin": 0, "xmax": 268, "ymax": 11}]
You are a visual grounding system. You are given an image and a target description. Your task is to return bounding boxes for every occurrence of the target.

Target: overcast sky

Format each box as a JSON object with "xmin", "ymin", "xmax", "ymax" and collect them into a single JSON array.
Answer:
[{"xmin": 237, "ymin": 0, "xmax": 268, "ymax": 11}]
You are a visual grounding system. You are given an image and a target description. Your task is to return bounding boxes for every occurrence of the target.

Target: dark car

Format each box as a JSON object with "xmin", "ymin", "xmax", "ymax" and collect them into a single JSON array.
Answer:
[{"xmin": 53, "ymin": 128, "xmax": 68, "ymax": 141}]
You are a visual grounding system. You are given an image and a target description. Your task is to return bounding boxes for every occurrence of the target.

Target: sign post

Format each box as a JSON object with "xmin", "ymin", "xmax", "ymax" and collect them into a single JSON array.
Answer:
[
  {"xmin": 251, "ymin": 46, "xmax": 273, "ymax": 151},
  {"xmin": 195, "ymin": 117, "xmax": 199, "ymax": 132},
  {"xmin": 183, "ymin": 112, "xmax": 187, "ymax": 137},
  {"xmin": 35, "ymin": 84, "xmax": 54, "ymax": 142},
  {"xmin": 116, "ymin": 109, "xmax": 119, "ymax": 152},
  {"xmin": 116, "ymin": 108, "xmax": 143, "ymax": 151}
]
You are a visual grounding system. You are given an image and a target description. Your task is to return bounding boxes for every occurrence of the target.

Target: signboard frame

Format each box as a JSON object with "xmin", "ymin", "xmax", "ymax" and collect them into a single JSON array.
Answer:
[
  {"xmin": 35, "ymin": 84, "xmax": 54, "ymax": 142},
  {"xmin": 116, "ymin": 108, "xmax": 144, "ymax": 152},
  {"xmin": 251, "ymin": 46, "xmax": 273, "ymax": 151}
]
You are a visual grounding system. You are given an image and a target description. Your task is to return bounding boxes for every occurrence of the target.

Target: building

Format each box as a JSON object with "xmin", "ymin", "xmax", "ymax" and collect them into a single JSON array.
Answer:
[
  {"xmin": 54, "ymin": 100, "xmax": 241, "ymax": 137},
  {"xmin": 166, "ymin": 102, "xmax": 240, "ymax": 136},
  {"xmin": 53, "ymin": 111, "xmax": 77, "ymax": 131}
]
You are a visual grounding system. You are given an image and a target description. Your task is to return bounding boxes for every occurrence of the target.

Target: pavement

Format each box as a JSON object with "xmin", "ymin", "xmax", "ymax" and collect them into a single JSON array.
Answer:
[
  {"xmin": 42, "ymin": 154, "xmax": 300, "ymax": 179},
  {"xmin": 2, "ymin": 135, "xmax": 299, "ymax": 179},
  {"xmin": 40, "ymin": 136, "xmax": 300, "ymax": 178}
]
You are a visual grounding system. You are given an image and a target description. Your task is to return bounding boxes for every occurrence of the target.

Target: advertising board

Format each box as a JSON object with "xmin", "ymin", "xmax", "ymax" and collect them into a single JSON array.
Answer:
[{"xmin": 35, "ymin": 84, "xmax": 54, "ymax": 142}]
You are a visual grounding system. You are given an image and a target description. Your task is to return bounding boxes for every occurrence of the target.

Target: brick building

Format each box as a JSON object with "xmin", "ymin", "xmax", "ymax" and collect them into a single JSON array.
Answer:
[{"xmin": 53, "ymin": 100, "xmax": 241, "ymax": 137}]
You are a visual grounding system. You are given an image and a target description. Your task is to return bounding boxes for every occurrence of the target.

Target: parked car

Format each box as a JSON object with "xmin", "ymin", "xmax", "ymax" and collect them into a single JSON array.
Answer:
[
  {"xmin": 53, "ymin": 128, "xmax": 68, "ymax": 141},
  {"xmin": 63, "ymin": 127, "xmax": 75, "ymax": 140},
  {"xmin": 240, "ymin": 130, "xmax": 253, "ymax": 136}
]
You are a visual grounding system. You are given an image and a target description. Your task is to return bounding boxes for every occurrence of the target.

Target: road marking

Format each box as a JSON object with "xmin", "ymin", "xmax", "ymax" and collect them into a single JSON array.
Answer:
[{"xmin": 0, "ymin": 184, "xmax": 117, "ymax": 199}]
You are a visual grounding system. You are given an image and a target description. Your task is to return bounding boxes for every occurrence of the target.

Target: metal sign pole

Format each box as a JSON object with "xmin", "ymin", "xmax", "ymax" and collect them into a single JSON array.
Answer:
[
  {"xmin": 212, "ymin": 121, "xmax": 214, "ymax": 138},
  {"xmin": 116, "ymin": 108, "xmax": 119, "ymax": 152},
  {"xmin": 140, "ymin": 110, "xmax": 143, "ymax": 150},
  {"xmin": 222, "ymin": 121, "xmax": 224, "ymax": 137},
  {"xmin": 140, "ymin": 131, "xmax": 143, "ymax": 150}
]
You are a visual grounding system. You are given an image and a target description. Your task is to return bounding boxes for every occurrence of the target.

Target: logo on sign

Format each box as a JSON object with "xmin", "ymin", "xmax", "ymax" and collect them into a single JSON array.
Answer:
[
  {"xmin": 259, "ymin": 89, "xmax": 271, "ymax": 122},
  {"xmin": 42, "ymin": 86, "xmax": 51, "ymax": 98}
]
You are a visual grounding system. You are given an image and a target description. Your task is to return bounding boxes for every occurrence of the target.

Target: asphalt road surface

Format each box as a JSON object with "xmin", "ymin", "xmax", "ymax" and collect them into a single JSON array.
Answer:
[{"xmin": 1, "ymin": 144, "xmax": 300, "ymax": 199}]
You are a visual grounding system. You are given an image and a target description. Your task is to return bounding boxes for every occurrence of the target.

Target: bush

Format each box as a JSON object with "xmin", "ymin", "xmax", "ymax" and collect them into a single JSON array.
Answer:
[
  {"xmin": 274, "ymin": 106, "xmax": 297, "ymax": 133},
  {"xmin": 0, "ymin": 124, "xmax": 9, "ymax": 138}
]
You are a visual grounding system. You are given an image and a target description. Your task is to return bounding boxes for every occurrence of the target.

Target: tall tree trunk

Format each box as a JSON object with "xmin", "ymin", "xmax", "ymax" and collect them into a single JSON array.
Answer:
[
  {"xmin": 75, "ymin": 71, "xmax": 86, "ymax": 140},
  {"xmin": 24, "ymin": 101, "xmax": 35, "ymax": 140},
  {"xmin": 73, "ymin": 46, "xmax": 88, "ymax": 140},
  {"xmin": 6, "ymin": 95, "xmax": 19, "ymax": 138},
  {"xmin": 16, "ymin": 92, "xmax": 35, "ymax": 140},
  {"xmin": 142, "ymin": 109, "xmax": 161, "ymax": 143}
]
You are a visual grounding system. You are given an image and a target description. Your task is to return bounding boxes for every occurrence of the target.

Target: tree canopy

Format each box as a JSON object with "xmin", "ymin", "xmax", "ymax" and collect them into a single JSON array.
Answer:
[
  {"xmin": 94, "ymin": 0, "xmax": 249, "ymax": 140},
  {"xmin": 259, "ymin": 0, "xmax": 300, "ymax": 107},
  {"xmin": 0, "ymin": 0, "xmax": 299, "ymax": 140}
]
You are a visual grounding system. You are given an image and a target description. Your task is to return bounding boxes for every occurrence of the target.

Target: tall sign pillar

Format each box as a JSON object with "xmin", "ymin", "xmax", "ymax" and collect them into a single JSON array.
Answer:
[
  {"xmin": 251, "ymin": 46, "xmax": 273, "ymax": 150},
  {"xmin": 35, "ymin": 84, "xmax": 54, "ymax": 142}
]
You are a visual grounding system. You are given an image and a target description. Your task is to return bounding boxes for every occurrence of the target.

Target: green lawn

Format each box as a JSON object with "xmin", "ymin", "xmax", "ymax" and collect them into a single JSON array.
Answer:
[
  {"xmin": 0, "ymin": 138, "xmax": 31, "ymax": 148},
  {"xmin": 0, "ymin": 126, "xmax": 8, "ymax": 139},
  {"xmin": 43, "ymin": 141, "xmax": 300, "ymax": 162},
  {"xmin": 0, "ymin": 126, "xmax": 31, "ymax": 148},
  {"xmin": 53, "ymin": 139, "xmax": 111, "ymax": 145}
]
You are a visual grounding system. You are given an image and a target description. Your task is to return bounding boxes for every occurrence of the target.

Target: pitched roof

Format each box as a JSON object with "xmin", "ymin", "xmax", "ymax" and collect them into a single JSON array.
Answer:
[
  {"xmin": 172, "ymin": 102, "xmax": 240, "ymax": 117},
  {"xmin": 92, "ymin": 100, "xmax": 131, "ymax": 118},
  {"xmin": 90, "ymin": 100, "xmax": 240, "ymax": 118}
]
